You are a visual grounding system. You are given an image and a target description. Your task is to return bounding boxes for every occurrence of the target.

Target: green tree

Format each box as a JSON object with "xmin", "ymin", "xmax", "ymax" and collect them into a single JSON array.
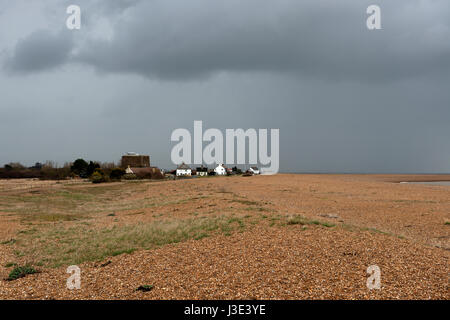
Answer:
[
  {"xmin": 70, "ymin": 159, "xmax": 88, "ymax": 177},
  {"xmin": 86, "ymin": 161, "xmax": 100, "ymax": 177}
]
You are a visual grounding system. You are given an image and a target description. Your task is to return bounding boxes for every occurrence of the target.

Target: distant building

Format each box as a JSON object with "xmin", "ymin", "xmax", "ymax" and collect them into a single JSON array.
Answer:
[
  {"xmin": 30, "ymin": 162, "xmax": 43, "ymax": 170},
  {"xmin": 121, "ymin": 153, "xmax": 150, "ymax": 168},
  {"xmin": 125, "ymin": 166, "xmax": 133, "ymax": 174},
  {"xmin": 121, "ymin": 152, "xmax": 164, "ymax": 179},
  {"xmin": 125, "ymin": 165, "xmax": 162, "ymax": 178},
  {"xmin": 196, "ymin": 166, "xmax": 208, "ymax": 176},
  {"xmin": 249, "ymin": 167, "xmax": 260, "ymax": 175},
  {"xmin": 176, "ymin": 163, "xmax": 192, "ymax": 176},
  {"xmin": 214, "ymin": 164, "xmax": 227, "ymax": 176}
]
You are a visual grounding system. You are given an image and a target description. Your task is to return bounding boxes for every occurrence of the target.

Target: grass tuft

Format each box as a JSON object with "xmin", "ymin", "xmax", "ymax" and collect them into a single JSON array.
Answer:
[
  {"xmin": 4, "ymin": 262, "xmax": 17, "ymax": 268},
  {"xmin": 7, "ymin": 265, "xmax": 38, "ymax": 281},
  {"xmin": 136, "ymin": 285, "xmax": 154, "ymax": 292},
  {"xmin": 1, "ymin": 239, "xmax": 16, "ymax": 245}
]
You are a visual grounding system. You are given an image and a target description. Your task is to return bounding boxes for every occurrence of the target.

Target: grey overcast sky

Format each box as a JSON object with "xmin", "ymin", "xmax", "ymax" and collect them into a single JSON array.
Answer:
[{"xmin": 0, "ymin": 0, "xmax": 449, "ymax": 172}]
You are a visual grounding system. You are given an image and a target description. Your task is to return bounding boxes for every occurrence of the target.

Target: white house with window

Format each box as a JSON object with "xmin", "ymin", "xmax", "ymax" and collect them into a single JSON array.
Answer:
[
  {"xmin": 176, "ymin": 163, "xmax": 192, "ymax": 176},
  {"xmin": 214, "ymin": 164, "xmax": 227, "ymax": 175}
]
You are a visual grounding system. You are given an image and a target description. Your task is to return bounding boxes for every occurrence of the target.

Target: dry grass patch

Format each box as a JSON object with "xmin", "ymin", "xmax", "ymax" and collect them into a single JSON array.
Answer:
[
  {"xmin": 0, "ymin": 181, "xmax": 203, "ymax": 225},
  {"xmin": 20, "ymin": 212, "xmax": 87, "ymax": 222},
  {"xmin": 284, "ymin": 214, "xmax": 336, "ymax": 228},
  {"xmin": 229, "ymin": 199, "xmax": 260, "ymax": 206},
  {"xmin": 9, "ymin": 215, "xmax": 250, "ymax": 268}
]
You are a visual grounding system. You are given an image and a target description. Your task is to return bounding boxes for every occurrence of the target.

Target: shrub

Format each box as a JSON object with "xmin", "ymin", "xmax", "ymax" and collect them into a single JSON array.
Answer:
[
  {"xmin": 0, "ymin": 168, "xmax": 34, "ymax": 179},
  {"xmin": 110, "ymin": 167, "xmax": 126, "ymax": 180},
  {"xmin": 7, "ymin": 265, "xmax": 38, "ymax": 281},
  {"xmin": 232, "ymin": 166, "xmax": 242, "ymax": 174},
  {"xmin": 5, "ymin": 162, "xmax": 25, "ymax": 170},
  {"xmin": 91, "ymin": 169, "xmax": 107, "ymax": 184},
  {"xmin": 39, "ymin": 167, "xmax": 71, "ymax": 180},
  {"xmin": 122, "ymin": 173, "xmax": 138, "ymax": 180}
]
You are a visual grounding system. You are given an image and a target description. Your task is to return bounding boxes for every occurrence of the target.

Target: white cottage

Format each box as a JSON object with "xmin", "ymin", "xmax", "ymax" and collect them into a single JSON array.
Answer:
[
  {"xmin": 176, "ymin": 163, "xmax": 192, "ymax": 176},
  {"xmin": 249, "ymin": 167, "xmax": 260, "ymax": 175},
  {"xmin": 125, "ymin": 165, "xmax": 133, "ymax": 174},
  {"xmin": 214, "ymin": 164, "xmax": 227, "ymax": 176}
]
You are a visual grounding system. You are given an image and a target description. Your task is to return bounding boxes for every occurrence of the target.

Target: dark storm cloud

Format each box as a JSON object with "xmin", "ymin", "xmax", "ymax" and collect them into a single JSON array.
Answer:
[
  {"xmin": 4, "ymin": 29, "xmax": 73, "ymax": 73},
  {"xmin": 4, "ymin": 0, "xmax": 450, "ymax": 81},
  {"xmin": 75, "ymin": 0, "xmax": 450, "ymax": 82},
  {"xmin": 1, "ymin": 0, "xmax": 140, "ymax": 74}
]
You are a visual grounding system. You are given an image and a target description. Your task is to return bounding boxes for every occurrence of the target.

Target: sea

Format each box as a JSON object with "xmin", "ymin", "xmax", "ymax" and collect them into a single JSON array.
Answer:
[{"xmin": 404, "ymin": 181, "xmax": 450, "ymax": 186}]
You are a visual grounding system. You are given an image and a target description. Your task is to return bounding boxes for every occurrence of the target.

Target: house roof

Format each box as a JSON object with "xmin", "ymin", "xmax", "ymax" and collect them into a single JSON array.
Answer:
[
  {"xmin": 177, "ymin": 163, "xmax": 191, "ymax": 170},
  {"xmin": 128, "ymin": 167, "xmax": 154, "ymax": 174}
]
